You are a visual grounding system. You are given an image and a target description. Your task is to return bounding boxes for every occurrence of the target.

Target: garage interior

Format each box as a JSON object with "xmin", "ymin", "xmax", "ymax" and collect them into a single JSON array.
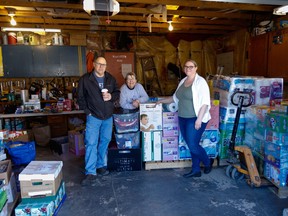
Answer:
[{"xmin": 0, "ymin": 0, "xmax": 288, "ymax": 215}]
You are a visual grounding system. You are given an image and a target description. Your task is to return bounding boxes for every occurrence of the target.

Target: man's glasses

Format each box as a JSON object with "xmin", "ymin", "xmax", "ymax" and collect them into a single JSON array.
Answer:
[
  {"xmin": 95, "ymin": 62, "xmax": 107, "ymax": 67},
  {"xmin": 184, "ymin": 65, "xmax": 195, "ymax": 70}
]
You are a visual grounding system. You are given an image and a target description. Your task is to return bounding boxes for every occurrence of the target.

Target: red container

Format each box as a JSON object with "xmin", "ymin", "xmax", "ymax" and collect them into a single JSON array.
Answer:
[{"xmin": 8, "ymin": 32, "xmax": 17, "ymax": 44}]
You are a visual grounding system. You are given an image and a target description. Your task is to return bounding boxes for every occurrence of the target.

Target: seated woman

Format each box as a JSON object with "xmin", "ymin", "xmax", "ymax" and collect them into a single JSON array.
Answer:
[{"xmin": 119, "ymin": 72, "xmax": 149, "ymax": 112}]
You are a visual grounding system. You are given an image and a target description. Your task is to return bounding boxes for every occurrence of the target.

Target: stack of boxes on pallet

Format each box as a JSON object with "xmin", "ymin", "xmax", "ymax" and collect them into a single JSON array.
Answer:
[
  {"xmin": 141, "ymin": 100, "xmax": 220, "ymax": 163},
  {"xmin": 245, "ymin": 103, "xmax": 288, "ymax": 187},
  {"xmin": 15, "ymin": 161, "xmax": 66, "ymax": 215},
  {"xmin": 213, "ymin": 75, "xmax": 284, "ymax": 159},
  {"xmin": 200, "ymin": 100, "xmax": 220, "ymax": 159},
  {"xmin": 162, "ymin": 112, "xmax": 179, "ymax": 161},
  {"xmin": 108, "ymin": 111, "xmax": 142, "ymax": 171}
]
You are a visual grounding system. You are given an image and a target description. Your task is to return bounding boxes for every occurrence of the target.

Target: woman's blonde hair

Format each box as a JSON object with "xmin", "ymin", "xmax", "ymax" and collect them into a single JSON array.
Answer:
[
  {"xmin": 125, "ymin": 72, "xmax": 137, "ymax": 80},
  {"xmin": 185, "ymin": 59, "xmax": 198, "ymax": 67}
]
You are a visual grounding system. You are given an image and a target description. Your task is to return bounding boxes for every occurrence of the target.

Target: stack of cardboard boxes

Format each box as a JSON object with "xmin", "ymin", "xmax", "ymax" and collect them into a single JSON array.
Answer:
[
  {"xmin": 141, "ymin": 103, "xmax": 163, "ymax": 162},
  {"xmin": 15, "ymin": 161, "xmax": 66, "ymax": 216},
  {"xmin": 0, "ymin": 159, "xmax": 15, "ymax": 216},
  {"xmin": 141, "ymin": 100, "xmax": 220, "ymax": 163}
]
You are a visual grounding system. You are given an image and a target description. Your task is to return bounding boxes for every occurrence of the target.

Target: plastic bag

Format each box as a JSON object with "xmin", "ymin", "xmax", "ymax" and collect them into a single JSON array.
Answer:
[{"xmin": 5, "ymin": 141, "xmax": 36, "ymax": 165}]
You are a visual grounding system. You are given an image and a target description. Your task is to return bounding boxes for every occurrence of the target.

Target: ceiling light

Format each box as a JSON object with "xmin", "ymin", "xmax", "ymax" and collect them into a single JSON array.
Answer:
[
  {"xmin": 1, "ymin": 27, "xmax": 61, "ymax": 34},
  {"xmin": 10, "ymin": 16, "xmax": 16, "ymax": 26},
  {"xmin": 8, "ymin": 11, "xmax": 17, "ymax": 26},
  {"xmin": 168, "ymin": 21, "xmax": 173, "ymax": 31},
  {"xmin": 166, "ymin": 5, "xmax": 179, "ymax": 10},
  {"xmin": 83, "ymin": 0, "xmax": 120, "ymax": 16},
  {"xmin": 273, "ymin": 5, "xmax": 288, "ymax": 15}
]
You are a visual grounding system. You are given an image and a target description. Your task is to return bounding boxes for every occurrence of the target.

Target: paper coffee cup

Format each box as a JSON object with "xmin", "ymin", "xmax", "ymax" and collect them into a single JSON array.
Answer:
[{"xmin": 101, "ymin": 88, "xmax": 108, "ymax": 93}]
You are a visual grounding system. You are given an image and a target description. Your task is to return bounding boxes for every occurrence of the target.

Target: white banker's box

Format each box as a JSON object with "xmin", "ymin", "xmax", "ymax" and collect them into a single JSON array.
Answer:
[{"xmin": 19, "ymin": 161, "xmax": 63, "ymax": 198}]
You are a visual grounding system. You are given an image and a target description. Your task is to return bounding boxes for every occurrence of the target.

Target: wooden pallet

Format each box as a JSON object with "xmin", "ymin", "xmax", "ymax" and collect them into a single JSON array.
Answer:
[
  {"xmin": 268, "ymin": 183, "xmax": 288, "ymax": 199},
  {"xmin": 144, "ymin": 160, "xmax": 192, "ymax": 170},
  {"xmin": 144, "ymin": 158, "xmax": 219, "ymax": 171}
]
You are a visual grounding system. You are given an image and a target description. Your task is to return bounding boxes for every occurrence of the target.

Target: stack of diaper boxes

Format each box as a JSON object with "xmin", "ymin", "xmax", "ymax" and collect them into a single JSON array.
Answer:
[
  {"xmin": 179, "ymin": 100, "xmax": 220, "ymax": 160},
  {"xmin": 140, "ymin": 103, "xmax": 163, "ymax": 162},
  {"xmin": 141, "ymin": 100, "xmax": 220, "ymax": 162},
  {"xmin": 263, "ymin": 109, "xmax": 288, "ymax": 187},
  {"xmin": 213, "ymin": 75, "xmax": 283, "ymax": 159},
  {"xmin": 15, "ymin": 161, "xmax": 66, "ymax": 216},
  {"xmin": 162, "ymin": 111, "xmax": 179, "ymax": 161},
  {"xmin": 109, "ymin": 111, "xmax": 141, "ymax": 171}
]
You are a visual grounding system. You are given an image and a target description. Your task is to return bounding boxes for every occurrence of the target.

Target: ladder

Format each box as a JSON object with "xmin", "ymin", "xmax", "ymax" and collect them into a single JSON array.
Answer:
[{"xmin": 139, "ymin": 55, "xmax": 163, "ymax": 96}]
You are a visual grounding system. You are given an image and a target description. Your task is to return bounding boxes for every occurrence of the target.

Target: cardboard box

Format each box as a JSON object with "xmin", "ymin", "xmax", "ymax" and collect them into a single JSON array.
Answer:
[
  {"xmin": 264, "ymin": 162, "xmax": 288, "ymax": 187},
  {"xmin": 219, "ymin": 106, "xmax": 246, "ymax": 123},
  {"xmin": 265, "ymin": 112, "xmax": 288, "ymax": 133},
  {"xmin": 0, "ymin": 160, "xmax": 12, "ymax": 185},
  {"xmin": 206, "ymin": 100, "xmax": 220, "ymax": 130},
  {"xmin": 0, "ymin": 201, "xmax": 7, "ymax": 216},
  {"xmin": 0, "ymin": 130, "xmax": 9, "ymax": 139},
  {"xmin": 264, "ymin": 141, "xmax": 288, "ymax": 169},
  {"xmin": 108, "ymin": 149, "xmax": 142, "ymax": 171},
  {"xmin": 14, "ymin": 203, "xmax": 33, "ymax": 216},
  {"xmin": 0, "ymin": 190, "xmax": 7, "ymax": 213},
  {"xmin": 153, "ymin": 131, "xmax": 162, "ymax": 161},
  {"xmin": 19, "ymin": 161, "xmax": 63, "ymax": 198},
  {"xmin": 142, "ymin": 132, "xmax": 152, "ymax": 161},
  {"xmin": 68, "ymin": 130, "xmax": 85, "ymax": 156},
  {"xmin": 265, "ymin": 129, "xmax": 288, "ymax": 146},
  {"xmin": 162, "ymin": 137, "xmax": 179, "ymax": 161},
  {"xmin": 162, "ymin": 112, "xmax": 179, "ymax": 137},
  {"xmin": 21, "ymin": 181, "xmax": 66, "ymax": 213},
  {"xmin": 31, "ymin": 202, "xmax": 54, "ymax": 216},
  {"xmin": 200, "ymin": 129, "xmax": 219, "ymax": 158},
  {"xmin": 178, "ymin": 133, "xmax": 191, "ymax": 160},
  {"xmin": 4, "ymin": 172, "xmax": 17, "ymax": 203},
  {"xmin": 140, "ymin": 103, "xmax": 162, "ymax": 131},
  {"xmin": 142, "ymin": 131, "xmax": 162, "ymax": 162}
]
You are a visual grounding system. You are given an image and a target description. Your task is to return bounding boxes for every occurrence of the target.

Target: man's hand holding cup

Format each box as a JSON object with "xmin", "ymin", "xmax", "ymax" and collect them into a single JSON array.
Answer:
[{"xmin": 102, "ymin": 88, "xmax": 110, "ymax": 101}]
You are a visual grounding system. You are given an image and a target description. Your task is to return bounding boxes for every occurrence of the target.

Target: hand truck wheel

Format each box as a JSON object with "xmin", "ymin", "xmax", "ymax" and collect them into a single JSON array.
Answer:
[
  {"xmin": 231, "ymin": 167, "xmax": 245, "ymax": 180},
  {"xmin": 226, "ymin": 165, "xmax": 234, "ymax": 178}
]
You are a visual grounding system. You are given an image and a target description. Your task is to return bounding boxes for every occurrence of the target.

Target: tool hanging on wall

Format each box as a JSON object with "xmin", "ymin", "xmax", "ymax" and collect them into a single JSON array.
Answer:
[{"xmin": 29, "ymin": 82, "xmax": 43, "ymax": 96}]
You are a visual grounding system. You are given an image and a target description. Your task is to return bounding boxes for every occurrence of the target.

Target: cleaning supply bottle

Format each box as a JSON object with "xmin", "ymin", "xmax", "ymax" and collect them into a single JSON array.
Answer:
[
  {"xmin": 53, "ymin": 33, "xmax": 59, "ymax": 45},
  {"xmin": 58, "ymin": 34, "xmax": 63, "ymax": 45},
  {"xmin": 16, "ymin": 32, "xmax": 24, "ymax": 44}
]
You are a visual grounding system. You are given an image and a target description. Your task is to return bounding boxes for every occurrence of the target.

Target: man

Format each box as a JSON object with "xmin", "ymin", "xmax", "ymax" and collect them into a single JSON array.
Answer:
[
  {"xmin": 77, "ymin": 56, "xmax": 120, "ymax": 186},
  {"xmin": 119, "ymin": 72, "xmax": 149, "ymax": 111}
]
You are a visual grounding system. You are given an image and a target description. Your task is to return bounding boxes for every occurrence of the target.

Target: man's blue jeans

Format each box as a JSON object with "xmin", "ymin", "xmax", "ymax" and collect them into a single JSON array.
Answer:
[
  {"xmin": 179, "ymin": 116, "xmax": 210, "ymax": 172},
  {"xmin": 84, "ymin": 115, "xmax": 113, "ymax": 175}
]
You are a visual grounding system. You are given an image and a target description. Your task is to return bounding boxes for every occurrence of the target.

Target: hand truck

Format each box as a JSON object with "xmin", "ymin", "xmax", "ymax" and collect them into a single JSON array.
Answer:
[{"xmin": 225, "ymin": 90, "xmax": 266, "ymax": 187}]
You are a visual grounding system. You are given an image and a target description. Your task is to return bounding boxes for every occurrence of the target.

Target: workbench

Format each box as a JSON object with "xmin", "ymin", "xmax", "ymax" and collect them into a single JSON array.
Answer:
[{"xmin": 0, "ymin": 110, "xmax": 85, "ymax": 138}]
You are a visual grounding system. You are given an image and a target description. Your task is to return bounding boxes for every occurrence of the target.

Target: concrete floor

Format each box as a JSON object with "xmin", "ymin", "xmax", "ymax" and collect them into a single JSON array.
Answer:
[{"xmin": 34, "ymin": 146, "xmax": 288, "ymax": 216}]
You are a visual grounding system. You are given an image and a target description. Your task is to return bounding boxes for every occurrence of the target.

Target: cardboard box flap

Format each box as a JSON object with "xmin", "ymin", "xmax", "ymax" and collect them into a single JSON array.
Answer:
[{"xmin": 19, "ymin": 161, "xmax": 63, "ymax": 181}]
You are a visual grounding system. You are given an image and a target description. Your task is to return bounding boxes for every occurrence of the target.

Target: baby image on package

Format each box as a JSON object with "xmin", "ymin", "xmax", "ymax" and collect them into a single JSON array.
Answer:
[{"xmin": 140, "ymin": 103, "xmax": 162, "ymax": 132}]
